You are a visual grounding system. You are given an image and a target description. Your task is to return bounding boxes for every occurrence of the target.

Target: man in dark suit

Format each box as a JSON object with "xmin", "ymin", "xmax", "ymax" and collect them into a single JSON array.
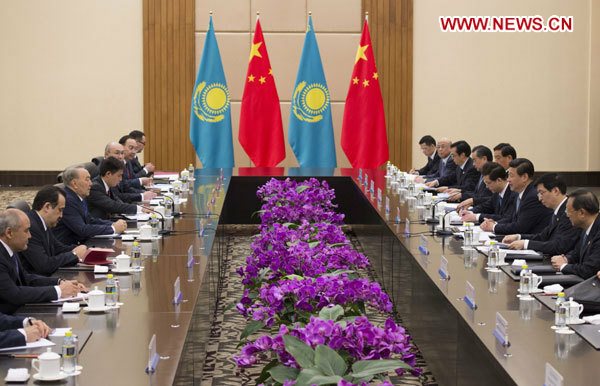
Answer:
[
  {"xmin": 410, "ymin": 135, "xmax": 440, "ymax": 176},
  {"xmin": 493, "ymin": 143, "xmax": 517, "ymax": 170},
  {"xmin": 88, "ymin": 157, "xmax": 139, "ymax": 220},
  {"xmin": 454, "ymin": 145, "xmax": 493, "ymax": 204},
  {"xmin": 20, "ymin": 186, "xmax": 86, "ymax": 276},
  {"xmin": 480, "ymin": 158, "xmax": 552, "ymax": 235},
  {"xmin": 0, "ymin": 312, "xmax": 51, "ymax": 349},
  {"xmin": 104, "ymin": 142, "xmax": 155, "ymax": 203},
  {"xmin": 460, "ymin": 162, "xmax": 516, "ymax": 223},
  {"xmin": 551, "ymin": 190, "xmax": 600, "ymax": 279},
  {"xmin": 502, "ymin": 174, "xmax": 579, "ymax": 255},
  {"xmin": 129, "ymin": 130, "xmax": 155, "ymax": 177},
  {"xmin": 53, "ymin": 166, "xmax": 127, "ymax": 245},
  {"xmin": 0, "ymin": 209, "xmax": 83, "ymax": 314},
  {"xmin": 119, "ymin": 135, "xmax": 153, "ymax": 191},
  {"xmin": 421, "ymin": 137, "xmax": 456, "ymax": 182},
  {"xmin": 427, "ymin": 140, "xmax": 479, "ymax": 193}
]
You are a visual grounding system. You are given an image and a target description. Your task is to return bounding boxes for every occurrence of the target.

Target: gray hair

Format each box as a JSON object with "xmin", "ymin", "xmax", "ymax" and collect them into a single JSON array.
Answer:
[
  {"xmin": 0, "ymin": 209, "xmax": 23, "ymax": 235},
  {"xmin": 63, "ymin": 166, "xmax": 85, "ymax": 187},
  {"xmin": 104, "ymin": 142, "xmax": 120, "ymax": 156}
]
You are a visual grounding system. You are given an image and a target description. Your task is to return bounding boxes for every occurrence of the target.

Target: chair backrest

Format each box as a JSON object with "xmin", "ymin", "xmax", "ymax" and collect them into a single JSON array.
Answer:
[
  {"xmin": 58, "ymin": 162, "xmax": 100, "ymax": 183},
  {"xmin": 7, "ymin": 200, "xmax": 31, "ymax": 212},
  {"xmin": 91, "ymin": 156, "xmax": 104, "ymax": 166}
]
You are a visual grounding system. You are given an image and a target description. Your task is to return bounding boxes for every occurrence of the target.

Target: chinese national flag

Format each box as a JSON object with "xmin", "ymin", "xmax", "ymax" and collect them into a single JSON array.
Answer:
[
  {"xmin": 239, "ymin": 19, "xmax": 285, "ymax": 167},
  {"xmin": 341, "ymin": 19, "xmax": 389, "ymax": 168}
]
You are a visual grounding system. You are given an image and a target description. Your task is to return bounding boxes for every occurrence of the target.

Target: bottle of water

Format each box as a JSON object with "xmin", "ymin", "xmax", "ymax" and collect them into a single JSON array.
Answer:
[
  {"xmin": 164, "ymin": 197, "xmax": 173, "ymax": 217},
  {"xmin": 399, "ymin": 173, "xmax": 407, "ymax": 189},
  {"xmin": 105, "ymin": 274, "xmax": 117, "ymax": 306},
  {"xmin": 408, "ymin": 182, "xmax": 416, "ymax": 196},
  {"xmin": 519, "ymin": 265, "xmax": 531, "ymax": 295},
  {"xmin": 188, "ymin": 163, "xmax": 194, "ymax": 178},
  {"xmin": 463, "ymin": 222, "xmax": 473, "ymax": 246},
  {"xmin": 149, "ymin": 214, "xmax": 159, "ymax": 237},
  {"xmin": 555, "ymin": 292, "xmax": 566, "ymax": 327},
  {"xmin": 131, "ymin": 241, "xmax": 142, "ymax": 270},
  {"xmin": 173, "ymin": 185, "xmax": 181, "ymax": 205},
  {"xmin": 62, "ymin": 331, "xmax": 77, "ymax": 374},
  {"xmin": 488, "ymin": 241, "xmax": 499, "ymax": 268},
  {"xmin": 416, "ymin": 190, "xmax": 425, "ymax": 206},
  {"xmin": 404, "ymin": 218, "xmax": 410, "ymax": 235}
]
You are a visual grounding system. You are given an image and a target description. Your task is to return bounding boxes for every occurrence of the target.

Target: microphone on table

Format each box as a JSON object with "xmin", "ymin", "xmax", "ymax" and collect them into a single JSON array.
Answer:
[
  {"xmin": 436, "ymin": 209, "xmax": 454, "ymax": 236},
  {"xmin": 137, "ymin": 205, "xmax": 171, "ymax": 236}
]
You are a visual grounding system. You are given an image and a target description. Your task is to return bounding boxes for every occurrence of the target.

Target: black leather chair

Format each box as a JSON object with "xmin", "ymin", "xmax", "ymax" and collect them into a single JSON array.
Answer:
[{"xmin": 7, "ymin": 200, "xmax": 31, "ymax": 212}]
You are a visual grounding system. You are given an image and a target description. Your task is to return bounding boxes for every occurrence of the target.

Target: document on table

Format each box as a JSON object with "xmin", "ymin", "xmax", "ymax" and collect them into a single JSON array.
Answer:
[
  {"xmin": 0, "ymin": 338, "xmax": 54, "ymax": 352},
  {"xmin": 476, "ymin": 246, "xmax": 540, "ymax": 256},
  {"xmin": 52, "ymin": 292, "xmax": 88, "ymax": 303},
  {"xmin": 152, "ymin": 184, "xmax": 172, "ymax": 192},
  {"xmin": 92, "ymin": 233, "xmax": 120, "ymax": 239},
  {"xmin": 124, "ymin": 213, "xmax": 151, "ymax": 221}
]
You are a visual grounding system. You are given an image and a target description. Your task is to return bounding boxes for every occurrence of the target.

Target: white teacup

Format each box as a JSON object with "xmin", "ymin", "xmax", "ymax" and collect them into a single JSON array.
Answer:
[
  {"xmin": 32, "ymin": 348, "xmax": 61, "ymax": 378},
  {"xmin": 139, "ymin": 224, "xmax": 152, "ymax": 239},
  {"xmin": 85, "ymin": 286, "xmax": 106, "ymax": 309},
  {"xmin": 567, "ymin": 300, "xmax": 584, "ymax": 323},
  {"xmin": 115, "ymin": 252, "xmax": 131, "ymax": 271},
  {"xmin": 529, "ymin": 274, "xmax": 543, "ymax": 291},
  {"xmin": 154, "ymin": 205, "xmax": 165, "ymax": 217}
]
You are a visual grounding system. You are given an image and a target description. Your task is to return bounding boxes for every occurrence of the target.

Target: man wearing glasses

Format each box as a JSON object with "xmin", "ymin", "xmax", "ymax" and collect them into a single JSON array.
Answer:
[{"xmin": 128, "ymin": 130, "xmax": 155, "ymax": 177}]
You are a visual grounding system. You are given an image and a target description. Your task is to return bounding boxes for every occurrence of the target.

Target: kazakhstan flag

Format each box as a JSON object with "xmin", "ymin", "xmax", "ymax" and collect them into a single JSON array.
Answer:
[
  {"xmin": 289, "ymin": 16, "xmax": 337, "ymax": 167},
  {"xmin": 189, "ymin": 16, "xmax": 234, "ymax": 168}
]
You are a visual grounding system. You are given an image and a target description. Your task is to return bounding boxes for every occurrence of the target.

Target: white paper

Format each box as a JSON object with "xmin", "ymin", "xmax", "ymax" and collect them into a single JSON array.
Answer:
[
  {"xmin": 153, "ymin": 173, "xmax": 178, "ymax": 180},
  {"xmin": 0, "ymin": 338, "xmax": 54, "ymax": 352},
  {"xmin": 124, "ymin": 213, "xmax": 151, "ymax": 221},
  {"xmin": 92, "ymin": 233, "xmax": 119, "ymax": 239},
  {"xmin": 51, "ymin": 292, "xmax": 88, "ymax": 303},
  {"xmin": 48, "ymin": 328, "xmax": 72, "ymax": 337},
  {"xmin": 94, "ymin": 265, "xmax": 109, "ymax": 273}
]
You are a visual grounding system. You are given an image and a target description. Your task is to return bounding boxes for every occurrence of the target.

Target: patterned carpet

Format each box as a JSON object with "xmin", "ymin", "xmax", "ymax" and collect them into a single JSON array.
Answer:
[
  {"xmin": 0, "ymin": 188, "xmax": 38, "ymax": 210},
  {"xmin": 187, "ymin": 225, "xmax": 438, "ymax": 386}
]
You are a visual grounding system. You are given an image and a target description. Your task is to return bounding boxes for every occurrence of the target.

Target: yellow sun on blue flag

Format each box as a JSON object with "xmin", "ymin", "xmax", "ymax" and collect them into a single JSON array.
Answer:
[
  {"xmin": 289, "ymin": 16, "xmax": 336, "ymax": 168},
  {"xmin": 190, "ymin": 16, "xmax": 234, "ymax": 168}
]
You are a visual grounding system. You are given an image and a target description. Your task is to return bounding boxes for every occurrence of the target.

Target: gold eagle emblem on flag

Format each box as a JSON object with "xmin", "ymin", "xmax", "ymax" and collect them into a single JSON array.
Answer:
[
  {"xmin": 292, "ymin": 81, "xmax": 330, "ymax": 123},
  {"xmin": 193, "ymin": 82, "xmax": 230, "ymax": 123}
]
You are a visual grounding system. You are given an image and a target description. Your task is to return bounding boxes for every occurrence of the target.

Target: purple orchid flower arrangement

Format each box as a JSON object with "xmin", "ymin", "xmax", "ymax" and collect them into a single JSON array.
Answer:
[{"xmin": 234, "ymin": 179, "xmax": 420, "ymax": 385}]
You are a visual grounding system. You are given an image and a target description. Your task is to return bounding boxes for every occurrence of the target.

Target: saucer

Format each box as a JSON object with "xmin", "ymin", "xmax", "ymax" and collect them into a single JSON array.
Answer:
[
  {"xmin": 567, "ymin": 318, "xmax": 585, "ymax": 325},
  {"xmin": 33, "ymin": 372, "xmax": 69, "ymax": 381},
  {"xmin": 111, "ymin": 267, "xmax": 133, "ymax": 274},
  {"xmin": 83, "ymin": 305, "xmax": 111, "ymax": 313}
]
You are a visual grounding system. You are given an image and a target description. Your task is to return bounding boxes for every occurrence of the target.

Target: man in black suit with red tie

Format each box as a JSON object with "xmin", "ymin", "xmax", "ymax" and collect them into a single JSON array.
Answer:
[
  {"xmin": 119, "ymin": 135, "xmax": 153, "ymax": 191},
  {"xmin": 460, "ymin": 162, "xmax": 516, "ymax": 223},
  {"xmin": 0, "ymin": 209, "xmax": 84, "ymax": 314},
  {"xmin": 502, "ymin": 173, "xmax": 579, "ymax": 255},
  {"xmin": 551, "ymin": 190, "xmax": 600, "ymax": 279},
  {"xmin": 480, "ymin": 158, "xmax": 552, "ymax": 235},
  {"xmin": 20, "ymin": 186, "xmax": 86, "ymax": 276},
  {"xmin": 87, "ymin": 156, "xmax": 139, "ymax": 220}
]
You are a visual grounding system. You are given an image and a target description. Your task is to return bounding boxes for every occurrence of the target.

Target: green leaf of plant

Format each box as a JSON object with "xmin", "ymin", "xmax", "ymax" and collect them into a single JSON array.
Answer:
[
  {"xmin": 284, "ymin": 274, "xmax": 304, "ymax": 281},
  {"xmin": 268, "ymin": 365, "xmax": 300, "ymax": 383},
  {"xmin": 296, "ymin": 185, "xmax": 310, "ymax": 193},
  {"xmin": 308, "ymin": 241, "xmax": 320, "ymax": 249},
  {"xmin": 318, "ymin": 304, "xmax": 344, "ymax": 321},
  {"xmin": 322, "ymin": 269, "xmax": 355, "ymax": 277},
  {"xmin": 295, "ymin": 368, "xmax": 324, "ymax": 386},
  {"xmin": 328, "ymin": 242, "xmax": 349, "ymax": 248},
  {"xmin": 256, "ymin": 359, "xmax": 279, "ymax": 384},
  {"xmin": 351, "ymin": 359, "xmax": 410, "ymax": 379},
  {"xmin": 283, "ymin": 335, "xmax": 315, "ymax": 368},
  {"xmin": 239, "ymin": 320, "xmax": 265, "ymax": 341},
  {"xmin": 283, "ymin": 222, "xmax": 299, "ymax": 229},
  {"xmin": 251, "ymin": 210, "xmax": 265, "ymax": 219},
  {"xmin": 306, "ymin": 375, "xmax": 343, "ymax": 385},
  {"xmin": 315, "ymin": 345, "xmax": 347, "ymax": 376}
]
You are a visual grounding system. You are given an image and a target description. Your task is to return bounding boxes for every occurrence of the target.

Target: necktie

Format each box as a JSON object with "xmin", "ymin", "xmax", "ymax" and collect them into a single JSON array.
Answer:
[
  {"xmin": 11, "ymin": 252, "xmax": 19, "ymax": 277},
  {"xmin": 551, "ymin": 213, "xmax": 558, "ymax": 226},
  {"xmin": 476, "ymin": 176, "xmax": 483, "ymax": 191},
  {"xmin": 515, "ymin": 197, "xmax": 521, "ymax": 212},
  {"xmin": 580, "ymin": 232, "xmax": 589, "ymax": 258},
  {"xmin": 439, "ymin": 161, "xmax": 446, "ymax": 177},
  {"xmin": 82, "ymin": 199, "xmax": 89, "ymax": 220},
  {"xmin": 497, "ymin": 195, "xmax": 503, "ymax": 211}
]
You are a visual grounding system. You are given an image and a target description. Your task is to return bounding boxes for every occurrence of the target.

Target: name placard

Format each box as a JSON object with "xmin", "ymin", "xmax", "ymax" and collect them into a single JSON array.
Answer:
[
  {"xmin": 395, "ymin": 207, "xmax": 401, "ymax": 223},
  {"xmin": 370, "ymin": 180, "xmax": 375, "ymax": 194},
  {"xmin": 187, "ymin": 245, "xmax": 194, "ymax": 268},
  {"xmin": 438, "ymin": 255, "xmax": 450, "ymax": 280},
  {"xmin": 464, "ymin": 280, "xmax": 477, "ymax": 309},
  {"xmin": 358, "ymin": 169, "xmax": 363, "ymax": 183},
  {"xmin": 544, "ymin": 362, "xmax": 564, "ymax": 386},
  {"xmin": 173, "ymin": 276, "xmax": 182, "ymax": 304},
  {"xmin": 377, "ymin": 188, "xmax": 382, "ymax": 203},
  {"xmin": 364, "ymin": 173, "xmax": 369, "ymax": 187},
  {"xmin": 418, "ymin": 235, "xmax": 429, "ymax": 255},
  {"xmin": 385, "ymin": 196, "xmax": 390, "ymax": 214},
  {"xmin": 493, "ymin": 312, "xmax": 510, "ymax": 346},
  {"xmin": 145, "ymin": 334, "xmax": 160, "ymax": 373}
]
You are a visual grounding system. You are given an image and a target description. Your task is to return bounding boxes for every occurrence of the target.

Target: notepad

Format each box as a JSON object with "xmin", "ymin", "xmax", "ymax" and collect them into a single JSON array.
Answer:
[{"xmin": 0, "ymin": 338, "xmax": 54, "ymax": 352}]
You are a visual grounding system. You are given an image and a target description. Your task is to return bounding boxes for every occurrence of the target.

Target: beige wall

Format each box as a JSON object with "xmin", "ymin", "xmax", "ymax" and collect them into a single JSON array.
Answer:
[
  {"xmin": 0, "ymin": 0, "xmax": 143, "ymax": 171},
  {"xmin": 195, "ymin": 0, "xmax": 362, "ymax": 167},
  {"xmin": 413, "ymin": 0, "xmax": 600, "ymax": 172}
]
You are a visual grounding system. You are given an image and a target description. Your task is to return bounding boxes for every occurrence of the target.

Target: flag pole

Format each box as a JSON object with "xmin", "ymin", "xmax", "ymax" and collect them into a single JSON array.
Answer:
[
  {"xmin": 365, "ymin": 11, "xmax": 369, "ymax": 22},
  {"xmin": 256, "ymin": 11, "xmax": 260, "ymax": 21}
]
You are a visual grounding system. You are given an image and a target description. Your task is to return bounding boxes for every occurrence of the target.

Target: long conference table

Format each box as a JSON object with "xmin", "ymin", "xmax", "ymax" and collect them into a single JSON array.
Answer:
[{"xmin": 2, "ymin": 168, "xmax": 600, "ymax": 385}]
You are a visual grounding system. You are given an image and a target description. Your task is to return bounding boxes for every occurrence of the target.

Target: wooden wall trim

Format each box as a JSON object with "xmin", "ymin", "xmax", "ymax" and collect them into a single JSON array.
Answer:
[
  {"xmin": 362, "ymin": 0, "xmax": 413, "ymax": 170},
  {"xmin": 143, "ymin": 0, "xmax": 196, "ymax": 171}
]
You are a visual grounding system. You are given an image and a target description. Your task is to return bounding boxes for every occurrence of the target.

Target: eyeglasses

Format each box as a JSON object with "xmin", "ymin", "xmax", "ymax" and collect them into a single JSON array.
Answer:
[{"xmin": 137, "ymin": 141, "xmax": 146, "ymax": 145}]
